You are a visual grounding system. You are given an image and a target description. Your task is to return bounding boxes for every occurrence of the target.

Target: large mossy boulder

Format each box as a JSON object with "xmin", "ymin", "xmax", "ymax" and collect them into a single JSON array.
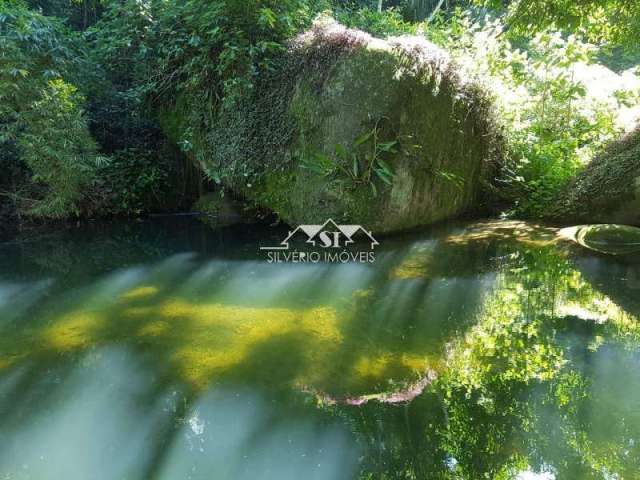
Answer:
[
  {"xmin": 162, "ymin": 18, "xmax": 502, "ymax": 233},
  {"xmin": 553, "ymin": 127, "xmax": 640, "ymax": 226}
]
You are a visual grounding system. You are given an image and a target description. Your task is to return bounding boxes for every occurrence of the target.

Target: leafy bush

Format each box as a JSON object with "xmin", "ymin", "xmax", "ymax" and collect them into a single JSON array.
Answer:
[
  {"xmin": 0, "ymin": 3, "xmax": 102, "ymax": 218},
  {"xmin": 18, "ymin": 79, "xmax": 104, "ymax": 218},
  {"xmin": 473, "ymin": 0, "xmax": 640, "ymax": 52},
  {"xmin": 426, "ymin": 13, "xmax": 631, "ymax": 217},
  {"xmin": 93, "ymin": 0, "xmax": 331, "ymax": 107},
  {"xmin": 334, "ymin": 5, "xmax": 415, "ymax": 37},
  {"xmin": 95, "ymin": 148, "xmax": 168, "ymax": 215}
]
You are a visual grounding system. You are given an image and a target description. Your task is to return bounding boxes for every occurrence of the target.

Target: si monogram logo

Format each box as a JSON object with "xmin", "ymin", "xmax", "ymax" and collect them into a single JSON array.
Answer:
[{"xmin": 260, "ymin": 219, "xmax": 379, "ymax": 263}]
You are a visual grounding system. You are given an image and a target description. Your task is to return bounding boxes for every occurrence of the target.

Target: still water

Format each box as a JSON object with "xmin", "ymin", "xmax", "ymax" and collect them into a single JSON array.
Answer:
[{"xmin": 0, "ymin": 218, "xmax": 639, "ymax": 479}]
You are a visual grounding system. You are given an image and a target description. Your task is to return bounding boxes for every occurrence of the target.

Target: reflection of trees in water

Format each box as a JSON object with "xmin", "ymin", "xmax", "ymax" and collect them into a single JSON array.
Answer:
[
  {"xmin": 0, "ymin": 221, "xmax": 502, "ymax": 478},
  {"xmin": 334, "ymin": 239, "xmax": 640, "ymax": 479},
  {"xmin": 1, "ymin": 220, "xmax": 640, "ymax": 478},
  {"xmin": 0, "ymin": 217, "xmax": 285, "ymax": 283}
]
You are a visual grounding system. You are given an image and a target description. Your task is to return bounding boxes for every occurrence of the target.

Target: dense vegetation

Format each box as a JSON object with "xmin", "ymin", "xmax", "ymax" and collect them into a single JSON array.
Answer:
[{"xmin": 1, "ymin": 0, "xmax": 638, "ymax": 235}]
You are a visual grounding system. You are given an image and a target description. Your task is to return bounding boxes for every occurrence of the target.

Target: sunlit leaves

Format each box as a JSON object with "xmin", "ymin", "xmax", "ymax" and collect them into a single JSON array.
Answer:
[
  {"xmin": 474, "ymin": 0, "xmax": 640, "ymax": 52},
  {"xmin": 18, "ymin": 79, "xmax": 99, "ymax": 217},
  {"xmin": 0, "ymin": 4, "xmax": 99, "ymax": 218},
  {"xmin": 429, "ymin": 12, "xmax": 631, "ymax": 217}
]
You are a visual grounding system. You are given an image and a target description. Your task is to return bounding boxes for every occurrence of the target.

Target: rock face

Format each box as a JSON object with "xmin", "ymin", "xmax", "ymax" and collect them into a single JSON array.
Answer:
[
  {"xmin": 559, "ymin": 224, "xmax": 640, "ymax": 255},
  {"xmin": 162, "ymin": 18, "xmax": 502, "ymax": 233},
  {"xmin": 553, "ymin": 127, "xmax": 640, "ymax": 226}
]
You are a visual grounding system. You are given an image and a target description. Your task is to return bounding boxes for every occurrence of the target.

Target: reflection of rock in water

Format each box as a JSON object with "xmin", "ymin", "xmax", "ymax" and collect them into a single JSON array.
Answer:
[
  {"xmin": 571, "ymin": 255, "xmax": 640, "ymax": 318},
  {"xmin": 556, "ymin": 225, "xmax": 640, "ymax": 317},
  {"xmin": 301, "ymin": 369, "xmax": 438, "ymax": 406},
  {"xmin": 387, "ymin": 220, "xmax": 554, "ymax": 281}
]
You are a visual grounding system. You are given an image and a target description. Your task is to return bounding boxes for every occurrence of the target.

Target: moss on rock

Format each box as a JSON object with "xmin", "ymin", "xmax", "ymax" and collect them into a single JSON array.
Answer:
[
  {"xmin": 162, "ymin": 18, "xmax": 503, "ymax": 233},
  {"xmin": 552, "ymin": 127, "xmax": 640, "ymax": 226}
]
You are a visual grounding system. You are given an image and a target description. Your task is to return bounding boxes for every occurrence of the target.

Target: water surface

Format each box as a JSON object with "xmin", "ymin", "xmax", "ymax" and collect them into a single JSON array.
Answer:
[{"xmin": 1, "ymin": 218, "xmax": 639, "ymax": 479}]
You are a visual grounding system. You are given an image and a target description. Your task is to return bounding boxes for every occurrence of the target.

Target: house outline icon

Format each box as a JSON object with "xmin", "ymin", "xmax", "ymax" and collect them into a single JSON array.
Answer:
[{"xmin": 260, "ymin": 218, "xmax": 379, "ymax": 250}]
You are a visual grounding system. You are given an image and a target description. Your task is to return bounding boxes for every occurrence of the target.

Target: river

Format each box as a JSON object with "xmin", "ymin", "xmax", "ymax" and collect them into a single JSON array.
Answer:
[{"xmin": 0, "ymin": 217, "xmax": 638, "ymax": 479}]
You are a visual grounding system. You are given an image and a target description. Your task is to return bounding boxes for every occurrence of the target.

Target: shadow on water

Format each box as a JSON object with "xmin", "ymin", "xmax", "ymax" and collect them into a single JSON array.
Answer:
[{"xmin": 0, "ymin": 218, "xmax": 639, "ymax": 479}]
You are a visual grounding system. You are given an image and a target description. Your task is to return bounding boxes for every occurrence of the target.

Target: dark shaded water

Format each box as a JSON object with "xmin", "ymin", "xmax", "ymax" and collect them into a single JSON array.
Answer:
[{"xmin": 1, "ymin": 218, "xmax": 639, "ymax": 479}]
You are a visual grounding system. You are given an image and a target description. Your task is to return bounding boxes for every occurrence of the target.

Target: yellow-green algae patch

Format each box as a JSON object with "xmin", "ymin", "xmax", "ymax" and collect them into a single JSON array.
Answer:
[
  {"xmin": 344, "ymin": 351, "xmax": 442, "ymax": 388},
  {"xmin": 156, "ymin": 301, "xmax": 344, "ymax": 388},
  {"xmin": 1, "ymin": 292, "xmax": 454, "ymax": 396},
  {"xmin": 41, "ymin": 310, "xmax": 105, "ymax": 351},
  {"xmin": 138, "ymin": 320, "xmax": 171, "ymax": 337},
  {"xmin": 120, "ymin": 285, "xmax": 159, "ymax": 301},
  {"xmin": 390, "ymin": 249, "xmax": 434, "ymax": 280}
]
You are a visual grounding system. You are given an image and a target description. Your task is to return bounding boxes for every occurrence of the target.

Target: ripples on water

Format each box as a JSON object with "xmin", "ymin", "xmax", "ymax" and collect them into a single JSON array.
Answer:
[{"xmin": 0, "ymin": 218, "xmax": 639, "ymax": 479}]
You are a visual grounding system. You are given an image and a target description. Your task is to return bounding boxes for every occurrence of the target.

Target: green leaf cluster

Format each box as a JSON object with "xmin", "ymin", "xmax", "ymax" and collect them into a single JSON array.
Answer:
[
  {"xmin": 301, "ymin": 121, "xmax": 397, "ymax": 197},
  {"xmin": 0, "ymin": 3, "xmax": 100, "ymax": 218}
]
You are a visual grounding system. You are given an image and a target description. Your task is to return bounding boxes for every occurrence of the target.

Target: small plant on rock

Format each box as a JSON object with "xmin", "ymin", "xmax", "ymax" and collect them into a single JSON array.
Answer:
[{"xmin": 301, "ymin": 119, "xmax": 397, "ymax": 196}]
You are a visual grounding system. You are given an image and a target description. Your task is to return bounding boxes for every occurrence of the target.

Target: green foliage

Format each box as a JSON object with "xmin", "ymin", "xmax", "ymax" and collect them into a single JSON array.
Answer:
[
  {"xmin": 501, "ymin": 32, "xmax": 619, "ymax": 217},
  {"xmin": 474, "ymin": 0, "xmax": 640, "ymax": 52},
  {"xmin": 2, "ymin": 0, "xmax": 639, "ymax": 226},
  {"xmin": 18, "ymin": 79, "xmax": 103, "ymax": 217},
  {"xmin": 334, "ymin": 5, "xmax": 415, "ymax": 37},
  {"xmin": 0, "ymin": 2, "xmax": 192, "ymax": 221},
  {"xmin": 86, "ymin": 0, "xmax": 154, "ymax": 91},
  {"xmin": 26, "ymin": 0, "xmax": 103, "ymax": 30},
  {"xmin": 427, "ymin": 13, "xmax": 630, "ymax": 217},
  {"xmin": 0, "ymin": 2, "xmax": 85, "ymax": 94},
  {"xmin": 301, "ymin": 121, "xmax": 397, "ymax": 197},
  {"xmin": 89, "ymin": 0, "xmax": 330, "ymax": 108},
  {"xmin": 95, "ymin": 148, "xmax": 169, "ymax": 215},
  {"xmin": 0, "ymin": 3, "xmax": 101, "ymax": 218}
]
